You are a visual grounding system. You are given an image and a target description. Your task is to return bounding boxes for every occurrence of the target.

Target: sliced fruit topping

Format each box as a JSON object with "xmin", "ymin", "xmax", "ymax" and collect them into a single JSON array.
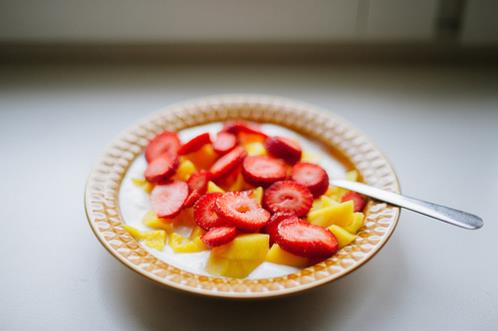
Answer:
[
  {"xmin": 241, "ymin": 155, "xmax": 287, "ymax": 187},
  {"xmin": 184, "ymin": 144, "xmax": 217, "ymax": 170},
  {"xmin": 328, "ymin": 224, "xmax": 356, "ymax": 248},
  {"xmin": 291, "ymin": 162, "xmax": 329, "ymax": 197},
  {"xmin": 201, "ymin": 226, "xmax": 238, "ymax": 247},
  {"xmin": 341, "ymin": 191, "xmax": 367, "ymax": 212},
  {"xmin": 193, "ymin": 192, "xmax": 228, "ymax": 230},
  {"xmin": 150, "ymin": 180, "xmax": 188, "ymax": 218},
  {"xmin": 213, "ymin": 132, "xmax": 237, "ymax": 154},
  {"xmin": 263, "ymin": 180, "xmax": 313, "ymax": 217},
  {"xmin": 223, "ymin": 120, "xmax": 267, "ymax": 137},
  {"xmin": 207, "ymin": 181, "xmax": 225, "ymax": 193},
  {"xmin": 183, "ymin": 171, "xmax": 210, "ymax": 207},
  {"xmin": 275, "ymin": 218, "xmax": 339, "ymax": 258},
  {"xmin": 145, "ymin": 131, "xmax": 180, "ymax": 163},
  {"xmin": 209, "ymin": 146, "xmax": 247, "ymax": 179},
  {"xmin": 144, "ymin": 154, "xmax": 179, "ymax": 184},
  {"xmin": 215, "ymin": 191, "xmax": 270, "ymax": 232},
  {"xmin": 265, "ymin": 136, "xmax": 302, "ymax": 164},
  {"xmin": 266, "ymin": 243, "xmax": 310, "ymax": 268},
  {"xmin": 264, "ymin": 212, "xmax": 299, "ymax": 244},
  {"xmin": 169, "ymin": 232, "xmax": 206, "ymax": 253},
  {"xmin": 178, "ymin": 132, "xmax": 211, "ymax": 155}
]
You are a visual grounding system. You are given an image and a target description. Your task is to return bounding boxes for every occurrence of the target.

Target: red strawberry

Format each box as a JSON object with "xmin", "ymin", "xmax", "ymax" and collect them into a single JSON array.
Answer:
[
  {"xmin": 213, "ymin": 132, "xmax": 237, "ymax": 154},
  {"xmin": 144, "ymin": 154, "xmax": 179, "ymax": 184},
  {"xmin": 264, "ymin": 212, "xmax": 299, "ymax": 245},
  {"xmin": 215, "ymin": 191, "xmax": 270, "ymax": 232},
  {"xmin": 341, "ymin": 191, "xmax": 367, "ymax": 212},
  {"xmin": 209, "ymin": 146, "xmax": 247, "ymax": 180},
  {"xmin": 151, "ymin": 180, "xmax": 188, "ymax": 218},
  {"xmin": 183, "ymin": 171, "xmax": 210, "ymax": 207},
  {"xmin": 291, "ymin": 162, "xmax": 329, "ymax": 197},
  {"xmin": 222, "ymin": 120, "xmax": 267, "ymax": 137},
  {"xmin": 178, "ymin": 132, "xmax": 211, "ymax": 155},
  {"xmin": 263, "ymin": 180, "xmax": 313, "ymax": 217},
  {"xmin": 145, "ymin": 131, "xmax": 180, "ymax": 163},
  {"xmin": 265, "ymin": 136, "xmax": 302, "ymax": 164},
  {"xmin": 242, "ymin": 156, "xmax": 287, "ymax": 187},
  {"xmin": 275, "ymin": 218, "xmax": 338, "ymax": 258},
  {"xmin": 193, "ymin": 193, "xmax": 228, "ymax": 230},
  {"xmin": 201, "ymin": 226, "xmax": 238, "ymax": 247}
]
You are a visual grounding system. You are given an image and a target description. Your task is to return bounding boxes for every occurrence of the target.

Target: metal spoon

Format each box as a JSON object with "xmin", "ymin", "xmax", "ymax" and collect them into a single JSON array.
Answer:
[{"xmin": 332, "ymin": 179, "xmax": 484, "ymax": 230}]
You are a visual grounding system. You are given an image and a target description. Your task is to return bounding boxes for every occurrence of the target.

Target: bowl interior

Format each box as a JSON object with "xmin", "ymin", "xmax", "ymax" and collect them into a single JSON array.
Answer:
[{"xmin": 85, "ymin": 95, "xmax": 400, "ymax": 298}]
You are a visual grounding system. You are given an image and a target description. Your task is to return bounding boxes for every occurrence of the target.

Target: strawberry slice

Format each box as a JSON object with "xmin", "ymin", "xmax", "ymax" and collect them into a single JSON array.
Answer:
[
  {"xmin": 145, "ymin": 131, "xmax": 180, "ymax": 163},
  {"xmin": 222, "ymin": 120, "xmax": 267, "ymax": 137},
  {"xmin": 264, "ymin": 212, "xmax": 299, "ymax": 245},
  {"xmin": 265, "ymin": 136, "xmax": 302, "ymax": 164},
  {"xmin": 178, "ymin": 132, "xmax": 211, "ymax": 155},
  {"xmin": 201, "ymin": 226, "xmax": 238, "ymax": 247},
  {"xmin": 215, "ymin": 191, "xmax": 270, "ymax": 232},
  {"xmin": 193, "ymin": 192, "xmax": 228, "ymax": 230},
  {"xmin": 263, "ymin": 180, "xmax": 313, "ymax": 217},
  {"xmin": 144, "ymin": 154, "xmax": 179, "ymax": 184},
  {"xmin": 183, "ymin": 171, "xmax": 210, "ymax": 207},
  {"xmin": 151, "ymin": 180, "xmax": 188, "ymax": 218},
  {"xmin": 213, "ymin": 132, "xmax": 237, "ymax": 154},
  {"xmin": 275, "ymin": 218, "xmax": 339, "ymax": 258},
  {"xmin": 291, "ymin": 162, "xmax": 329, "ymax": 197},
  {"xmin": 341, "ymin": 191, "xmax": 367, "ymax": 212},
  {"xmin": 242, "ymin": 156, "xmax": 287, "ymax": 187},
  {"xmin": 209, "ymin": 146, "xmax": 247, "ymax": 179}
]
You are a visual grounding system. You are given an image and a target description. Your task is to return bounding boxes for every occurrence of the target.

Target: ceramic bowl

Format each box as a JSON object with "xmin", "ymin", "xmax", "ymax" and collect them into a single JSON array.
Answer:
[{"xmin": 85, "ymin": 95, "xmax": 400, "ymax": 299}]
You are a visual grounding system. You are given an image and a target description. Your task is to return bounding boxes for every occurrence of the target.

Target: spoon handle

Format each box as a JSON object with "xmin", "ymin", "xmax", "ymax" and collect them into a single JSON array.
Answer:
[{"xmin": 331, "ymin": 179, "xmax": 483, "ymax": 230}]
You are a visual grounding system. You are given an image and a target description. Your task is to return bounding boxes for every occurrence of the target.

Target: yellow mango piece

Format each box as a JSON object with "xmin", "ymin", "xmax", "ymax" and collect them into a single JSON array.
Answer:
[
  {"xmin": 207, "ymin": 181, "xmax": 225, "ymax": 193},
  {"xmin": 184, "ymin": 144, "xmax": 217, "ymax": 170},
  {"xmin": 205, "ymin": 255, "xmax": 262, "ymax": 278},
  {"xmin": 307, "ymin": 200, "xmax": 354, "ymax": 227},
  {"xmin": 239, "ymin": 132, "xmax": 265, "ymax": 145},
  {"xmin": 251, "ymin": 187, "xmax": 263, "ymax": 205},
  {"xmin": 326, "ymin": 186, "xmax": 346, "ymax": 202},
  {"xmin": 189, "ymin": 226, "xmax": 206, "ymax": 240},
  {"xmin": 131, "ymin": 178, "xmax": 154, "ymax": 193},
  {"xmin": 266, "ymin": 244, "xmax": 309, "ymax": 268},
  {"xmin": 311, "ymin": 195, "xmax": 339, "ymax": 212},
  {"xmin": 328, "ymin": 225, "xmax": 356, "ymax": 248},
  {"xmin": 228, "ymin": 172, "xmax": 245, "ymax": 192},
  {"xmin": 169, "ymin": 232, "xmax": 206, "ymax": 253},
  {"xmin": 244, "ymin": 142, "xmax": 267, "ymax": 156},
  {"xmin": 142, "ymin": 210, "xmax": 174, "ymax": 232},
  {"xmin": 301, "ymin": 150, "xmax": 320, "ymax": 163},
  {"xmin": 143, "ymin": 230, "xmax": 167, "ymax": 250},
  {"xmin": 343, "ymin": 212, "xmax": 365, "ymax": 234},
  {"xmin": 175, "ymin": 159, "xmax": 197, "ymax": 181},
  {"xmin": 345, "ymin": 170, "xmax": 359, "ymax": 182},
  {"xmin": 212, "ymin": 234, "xmax": 269, "ymax": 261},
  {"xmin": 124, "ymin": 225, "xmax": 145, "ymax": 240}
]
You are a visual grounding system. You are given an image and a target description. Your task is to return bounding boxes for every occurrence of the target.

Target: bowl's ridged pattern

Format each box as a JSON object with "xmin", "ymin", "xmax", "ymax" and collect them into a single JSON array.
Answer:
[{"xmin": 85, "ymin": 95, "xmax": 400, "ymax": 298}]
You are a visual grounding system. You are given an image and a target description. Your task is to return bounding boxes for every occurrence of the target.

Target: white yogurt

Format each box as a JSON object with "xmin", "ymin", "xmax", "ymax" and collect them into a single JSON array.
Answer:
[{"xmin": 119, "ymin": 122, "xmax": 347, "ymax": 279}]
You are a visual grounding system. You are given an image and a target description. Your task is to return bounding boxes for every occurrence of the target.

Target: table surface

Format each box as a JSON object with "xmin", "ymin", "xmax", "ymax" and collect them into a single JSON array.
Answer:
[{"xmin": 1, "ymin": 63, "xmax": 497, "ymax": 331}]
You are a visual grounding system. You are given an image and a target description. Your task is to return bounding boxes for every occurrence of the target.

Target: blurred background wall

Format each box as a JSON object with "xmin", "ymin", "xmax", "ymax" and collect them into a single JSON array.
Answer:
[{"xmin": 0, "ymin": 0, "xmax": 496, "ymax": 62}]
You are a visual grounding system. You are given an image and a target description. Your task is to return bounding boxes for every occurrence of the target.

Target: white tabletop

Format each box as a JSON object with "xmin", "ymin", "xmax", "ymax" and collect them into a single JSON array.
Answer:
[{"xmin": 1, "ymin": 63, "xmax": 497, "ymax": 331}]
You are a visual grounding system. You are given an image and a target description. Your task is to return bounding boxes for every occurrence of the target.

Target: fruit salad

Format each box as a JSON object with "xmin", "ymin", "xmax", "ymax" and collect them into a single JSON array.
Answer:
[{"xmin": 124, "ymin": 121, "xmax": 368, "ymax": 278}]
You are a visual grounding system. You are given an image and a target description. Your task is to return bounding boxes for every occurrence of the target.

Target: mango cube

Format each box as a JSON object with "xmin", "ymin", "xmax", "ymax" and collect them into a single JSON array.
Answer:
[
  {"xmin": 207, "ymin": 181, "xmax": 225, "ymax": 193},
  {"xmin": 206, "ymin": 234, "xmax": 269, "ymax": 278},
  {"xmin": 189, "ymin": 226, "xmax": 206, "ymax": 240},
  {"xmin": 124, "ymin": 224, "xmax": 145, "ymax": 240},
  {"xmin": 228, "ymin": 172, "xmax": 246, "ymax": 192},
  {"xmin": 131, "ymin": 178, "xmax": 154, "ymax": 193},
  {"xmin": 142, "ymin": 210, "xmax": 174, "ymax": 232},
  {"xmin": 311, "ymin": 195, "xmax": 339, "ymax": 212},
  {"xmin": 175, "ymin": 159, "xmax": 197, "ymax": 181},
  {"xmin": 307, "ymin": 200, "xmax": 354, "ymax": 227},
  {"xmin": 343, "ymin": 212, "xmax": 365, "ymax": 234},
  {"xmin": 301, "ymin": 150, "xmax": 320, "ymax": 163},
  {"xmin": 266, "ymin": 244, "xmax": 309, "ymax": 268},
  {"xmin": 328, "ymin": 225, "xmax": 356, "ymax": 248},
  {"xmin": 251, "ymin": 187, "xmax": 263, "ymax": 205},
  {"xmin": 123, "ymin": 225, "xmax": 167, "ymax": 251},
  {"xmin": 184, "ymin": 144, "xmax": 217, "ymax": 170},
  {"xmin": 244, "ymin": 142, "xmax": 267, "ymax": 156},
  {"xmin": 239, "ymin": 132, "xmax": 265, "ymax": 145},
  {"xmin": 169, "ymin": 232, "xmax": 206, "ymax": 253}
]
